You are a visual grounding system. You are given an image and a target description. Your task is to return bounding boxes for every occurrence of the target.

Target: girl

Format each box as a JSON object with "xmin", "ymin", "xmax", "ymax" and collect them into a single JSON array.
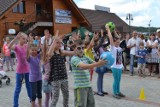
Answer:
[
  {"xmin": 27, "ymin": 42, "xmax": 42, "ymax": 107},
  {"xmin": 94, "ymin": 29, "xmax": 109, "ymax": 96},
  {"xmin": 8, "ymin": 32, "xmax": 31, "ymax": 107},
  {"xmin": 106, "ymin": 26, "xmax": 125, "ymax": 99},
  {"xmin": 42, "ymin": 38, "xmax": 52, "ymax": 107},
  {"xmin": 2, "ymin": 37, "xmax": 14, "ymax": 71},
  {"xmin": 47, "ymin": 31, "xmax": 75, "ymax": 107},
  {"xmin": 84, "ymin": 32, "xmax": 96, "ymax": 81}
]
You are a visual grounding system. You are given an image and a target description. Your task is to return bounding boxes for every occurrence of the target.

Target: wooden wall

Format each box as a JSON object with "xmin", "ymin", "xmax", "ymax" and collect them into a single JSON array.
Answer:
[
  {"xmin": 0, "ymin": 0, "xmax": 51, "ymax": 47},
  {"xmin": 52, "ymin": 0, "xmax": 80, "ymax": 35}
]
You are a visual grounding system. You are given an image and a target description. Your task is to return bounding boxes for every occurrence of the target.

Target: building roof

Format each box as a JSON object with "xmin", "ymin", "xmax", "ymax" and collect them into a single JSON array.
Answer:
[
  {"xmin": 80, "ymin": 8, "xmax": 129, "ymax": 32},
  {"xmin": 63, "ymin": 0, "xmax": 91, "ymax": 27},
  {"xmin": 0, "ymin": 0, "xmax": 18, "ymax": 16}
]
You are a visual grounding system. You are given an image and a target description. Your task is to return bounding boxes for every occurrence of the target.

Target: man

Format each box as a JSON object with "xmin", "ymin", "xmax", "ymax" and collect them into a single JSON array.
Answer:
[
  {"xmin": 41, "ymin": 29, "xmax": 52, "ymax": 46},
  {"xmin": 127, "ymin": 31, "xmax": 141, "ymax": 76}
]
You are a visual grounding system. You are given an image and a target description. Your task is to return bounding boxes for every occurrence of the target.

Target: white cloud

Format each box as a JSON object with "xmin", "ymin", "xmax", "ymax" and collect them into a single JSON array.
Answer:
[{"xmin": 74, "ymin": 0, "xmax": 160, "ymax": 27}]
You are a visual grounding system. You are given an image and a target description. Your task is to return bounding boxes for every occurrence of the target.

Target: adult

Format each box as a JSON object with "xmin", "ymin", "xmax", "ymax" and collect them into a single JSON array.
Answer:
[
  {"xmin": 146, "ymin": 33, "xmax": 159, "ymax": 76},
  {"xmin": 41, "ymin": 29, "xmax": 52, "ymax": 46},
  {"xmin": 2, "ymin": 37, "xmax": 14, "ymax": 71},
  {"xmin": 140, "ymin": 34, "xmax": 146, "ymax": 47},
  {"xmin": 156, "ymin": 29, "xmax": 160, "ymax": 74},
  {"xmin": 127, "ymin": 31, "xmax": 141, "ymax": 76},
  {"xmin": 120, "ymin": 33, "xmax": 130, "ymax": 71}
]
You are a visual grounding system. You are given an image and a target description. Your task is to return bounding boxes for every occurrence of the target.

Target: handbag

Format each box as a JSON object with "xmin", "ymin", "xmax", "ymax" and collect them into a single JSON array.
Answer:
[
  {"xmin": 43, "ymin": 80, "xmax": 52, "ymax": 93},
  {"xmin": 147, "ymin": 47, "xmax": 152, "ymax": 53}
]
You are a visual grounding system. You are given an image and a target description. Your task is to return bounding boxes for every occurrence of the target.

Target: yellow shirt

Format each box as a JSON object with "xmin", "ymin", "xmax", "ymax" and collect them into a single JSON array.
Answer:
[{"xmin": 84, "ymin": 48, "xmax": 95, "ymax": 60}]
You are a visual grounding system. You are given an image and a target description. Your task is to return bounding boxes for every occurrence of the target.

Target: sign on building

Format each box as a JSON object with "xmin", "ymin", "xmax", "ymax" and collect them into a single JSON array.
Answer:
[
  {"xmin": 55, "ymin": 9, "xmax": 72, "ymax": 24},
  {"xmin": 55, "ymin": 17, "xmax": 72, "ymax": 24},
  {"xmin": 95, "ymin": 5, "xmax": 110, "ymax": 12}
]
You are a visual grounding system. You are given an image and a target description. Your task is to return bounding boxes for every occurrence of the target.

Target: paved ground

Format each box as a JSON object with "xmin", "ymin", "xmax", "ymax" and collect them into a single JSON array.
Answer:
[{"xmin": 0, "ymin": 63, "xmax": 160, "ymax": 107}]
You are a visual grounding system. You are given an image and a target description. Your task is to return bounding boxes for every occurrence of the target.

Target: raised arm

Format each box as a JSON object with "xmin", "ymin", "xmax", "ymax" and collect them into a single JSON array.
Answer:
[
  {"xmin": 106, "ymin": 25, "xmax": 114, "ymax": 46},
  {"xmin": 8, "ymin": 32, "xmax": 21, "ymax": 50},
  {"xmin": 26, "ymin": 38, "xmax": 31, "ymax": 59},
  {"xmin": 47, "ymin": 30, "xmax": 59, "ymax": 58},
  {"xmin": 86, "ymin": 32, "xmax": 97, "ymax": 51}
]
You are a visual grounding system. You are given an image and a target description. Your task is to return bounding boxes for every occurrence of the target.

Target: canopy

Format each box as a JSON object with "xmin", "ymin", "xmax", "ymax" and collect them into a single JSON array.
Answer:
[{"xmin": 65, "ymin": 27, "xmax": 93, "ymax": 40}]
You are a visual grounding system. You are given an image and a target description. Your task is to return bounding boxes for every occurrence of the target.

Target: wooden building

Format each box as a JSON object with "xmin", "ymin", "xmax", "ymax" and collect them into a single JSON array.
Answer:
[
  {"xmin": 0, "ymin": 0, "xmax": 90, "ymax": 46},
  {"xmin": 0, "ymin": 0, "xmax": 128, "ymax": 47}
]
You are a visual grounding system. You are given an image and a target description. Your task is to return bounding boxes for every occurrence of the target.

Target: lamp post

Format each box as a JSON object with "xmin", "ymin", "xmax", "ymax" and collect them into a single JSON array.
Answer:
[
  {"xmin": 148, "ymin": 20, "xmax": 151, "ymax": 36},
  {"xmin": 126, "ymin": 13, "xmax": 133, "ymax": 34}
]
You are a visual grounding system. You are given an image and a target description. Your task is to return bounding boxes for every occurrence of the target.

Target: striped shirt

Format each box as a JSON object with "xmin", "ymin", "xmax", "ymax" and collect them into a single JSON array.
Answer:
[{"xmin": 71, "ymin": 55, "xmax": 94, "ymax": 89}]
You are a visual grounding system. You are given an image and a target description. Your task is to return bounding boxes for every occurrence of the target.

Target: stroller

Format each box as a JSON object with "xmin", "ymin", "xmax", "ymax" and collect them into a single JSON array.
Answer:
[{"xmin": 0, "ymin": 58, "xmax": 10, "ymax": 87}]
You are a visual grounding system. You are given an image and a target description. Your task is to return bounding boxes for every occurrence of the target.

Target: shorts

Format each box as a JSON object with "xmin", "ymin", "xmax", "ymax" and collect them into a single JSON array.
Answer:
[{"xmin": 42, "ymin": 79, "xmax": 52, "ymax": 93}]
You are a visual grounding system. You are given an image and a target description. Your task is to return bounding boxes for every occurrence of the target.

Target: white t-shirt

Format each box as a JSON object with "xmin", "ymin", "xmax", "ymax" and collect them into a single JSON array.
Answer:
[
  {"xmin": 110, "ymin": 45, "xmax": 123, "ymax": 69},
  {"xmin": 41, "ymin": 36, "xmax": 52, "ymax": 45},
  {"xmin": 147, "ymin": 39, "xmax": 158, "ymax": 54},
  {"xmin": 127, "ymin": 37, "xmax": 141, "ymax": 55}
]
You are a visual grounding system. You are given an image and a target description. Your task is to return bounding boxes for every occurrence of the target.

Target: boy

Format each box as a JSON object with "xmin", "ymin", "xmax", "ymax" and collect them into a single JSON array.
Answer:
[
  {"xmin": 71, "ymin": 39, "xmax": 105, "ymax": 107},
  {"xmin": 136, "ymin": 42, "xmax": 147, "ymax": 77}
]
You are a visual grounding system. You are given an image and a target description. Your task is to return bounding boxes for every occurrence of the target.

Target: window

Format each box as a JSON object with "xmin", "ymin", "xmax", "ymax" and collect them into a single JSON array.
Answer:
[{"xmin": 13, "ymin": 1, "xmax": 25, "ymax": 13}]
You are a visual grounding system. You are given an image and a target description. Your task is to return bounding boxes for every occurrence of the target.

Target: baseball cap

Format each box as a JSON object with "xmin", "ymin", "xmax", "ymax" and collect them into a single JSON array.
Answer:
[{"xmin": 156, "ymin": 29, "xmax": 160, "ymax": 33}]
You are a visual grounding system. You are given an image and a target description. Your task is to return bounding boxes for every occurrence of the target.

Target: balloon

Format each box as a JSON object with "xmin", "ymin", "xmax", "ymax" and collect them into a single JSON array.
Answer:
[
  {"xmin": 100, "ymin": 51, "xmax": 115, "ymax": 69},
  {"xmin": 95, "ymin": 66, "xmax": 108, "ymax": 74},
  {"xmin": 105, "ymin": 22, "xmax": 116, "ymax": 32}
]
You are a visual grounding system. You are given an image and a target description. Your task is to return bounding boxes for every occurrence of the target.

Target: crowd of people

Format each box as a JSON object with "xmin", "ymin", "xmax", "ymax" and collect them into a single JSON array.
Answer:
[{"xmin": 0, "ymin": 26, "xmax": 160, "ymax": 107}]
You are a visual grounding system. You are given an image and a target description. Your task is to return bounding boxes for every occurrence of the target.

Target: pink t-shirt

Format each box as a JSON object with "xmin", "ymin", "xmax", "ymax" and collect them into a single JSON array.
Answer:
[
  {"xmin": 3, "ymin": 44, "xmax": 10, "ymax": 56},
  {"xmin": 15, "ymin": 44, "xmax": 30, "ymax": 73}
]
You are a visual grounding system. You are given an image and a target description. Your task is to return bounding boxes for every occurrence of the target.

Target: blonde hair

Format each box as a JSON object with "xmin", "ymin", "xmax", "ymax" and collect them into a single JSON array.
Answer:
[
  {"xmin": 19, "ymin": 32, "xmax": 28, "ymax": 38},
  {"xmin": 41, "ymin": 38, "xmax": 49, "ymax": 64},
  {"xmin": 30, "ymin": 44, "xmax": 38, "ymax": 49}
]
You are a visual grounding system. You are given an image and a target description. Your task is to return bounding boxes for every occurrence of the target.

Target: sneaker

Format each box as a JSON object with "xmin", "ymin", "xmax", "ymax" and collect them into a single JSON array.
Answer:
[
  {"xmin": 102, "ymin": 91, "xmax": 108, "ymax": 95},
  {"xmin": 130, "ymin": 73, "xmax": 134, "ymax": 76},
  {"xmin": 113, "ymin": 94, "xmax": 121, "ymax": 99},
  {"xmin": 118, "ymin": 92, "xmax": 125, "ymax": 98},
  {"xmin": 97, "ymin": 92, "xmax": 104, "ymax": 96}
]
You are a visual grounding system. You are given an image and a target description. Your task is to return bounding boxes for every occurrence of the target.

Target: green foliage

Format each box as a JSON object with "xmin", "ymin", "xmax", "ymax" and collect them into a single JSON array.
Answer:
[{"xmin": 132, "ymin": 26, "xmax": 159, "ymax": 33}]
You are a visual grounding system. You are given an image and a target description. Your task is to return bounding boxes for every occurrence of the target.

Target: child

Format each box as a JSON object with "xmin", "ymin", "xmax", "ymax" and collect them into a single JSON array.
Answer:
[
  {"xmin": 27, "ymin": 43, "xmax": 42, "ymax": 107},
  {"xmin": 42, "ymin": 38, "xmax": 52, "ymax": 107},
  {"xmin": 47, "ymin": 32, "xmax": 75, "ymax": 107},
  {"xmin": 8, "ymin": 32, "xmax": 31, "ymax": 107},
  {"xmin": 136, "ymin": 42, "xmax": 147, "ymax": 77},
  {"xmin": 106, "ymin": 25, "xmax": 125, "ymax": 99},
  {"xmin": 71, "ymin": 39, "xmax": 105, "ymax": 107},
  {"xmin": 2, "ymin": 37, "xmax": 14, "ymax": 71},
  {"xmin": 84, "ymin": 33, "xmax": 97, "ymax": 81}
]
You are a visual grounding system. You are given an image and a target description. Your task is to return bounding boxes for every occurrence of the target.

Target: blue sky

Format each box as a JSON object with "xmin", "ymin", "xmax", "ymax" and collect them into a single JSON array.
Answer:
[{"xmin": 73, "ymin": 0, "xmax": 160, "ymax": 27}]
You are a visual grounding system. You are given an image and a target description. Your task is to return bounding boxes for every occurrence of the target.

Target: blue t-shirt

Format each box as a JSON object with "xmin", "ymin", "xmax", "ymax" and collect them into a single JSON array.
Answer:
[
  {"xmin": 33, "ymin": 40, "xmax": 39, "ymax": 45},
  {"xmin": 137, "ymin": 49, "xmax": 147, "ymax": 64}
]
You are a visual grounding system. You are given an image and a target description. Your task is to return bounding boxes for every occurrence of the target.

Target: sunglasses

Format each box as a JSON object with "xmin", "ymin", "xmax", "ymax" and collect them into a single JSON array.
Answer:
[{"xmin": 77, "ymin": 46, "xmax": 84, "ymax": 50}]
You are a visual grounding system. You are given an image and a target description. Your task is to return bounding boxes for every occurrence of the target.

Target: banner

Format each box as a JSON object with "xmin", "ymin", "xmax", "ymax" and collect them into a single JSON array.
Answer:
[{"xmin": 55, "ymin": 17, "xmax": 72, "ymax": 24}]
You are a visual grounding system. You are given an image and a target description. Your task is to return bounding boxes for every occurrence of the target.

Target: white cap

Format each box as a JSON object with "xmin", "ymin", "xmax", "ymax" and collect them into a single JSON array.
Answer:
[{"xmin": 156, "ymin": 29, "xmax": 160, "ymax": 33}]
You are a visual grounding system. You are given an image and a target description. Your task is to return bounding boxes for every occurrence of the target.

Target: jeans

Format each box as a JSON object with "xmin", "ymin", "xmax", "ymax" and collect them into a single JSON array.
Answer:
[
  {"xmin": 130, "ymin": 54, "xmax": 135, "ymax": 74},
  {"xmin": 111, "ymin": 68, "xmax": 122, "ymax": 95},
  {"xmin": 13, "ymin": 73, "xmax": 31, "ymax": 107},
  {"xmin": 30, "ymin": 80, "xmax": 42, "ymax": 101},
  {"xmin": 96, "ymin": 67, "xmax": 108, "ymax": 93}
]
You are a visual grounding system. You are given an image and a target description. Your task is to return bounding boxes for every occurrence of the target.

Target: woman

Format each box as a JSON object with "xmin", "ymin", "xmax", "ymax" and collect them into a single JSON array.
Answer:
[
  {"xmin": 120, "ymin": 33, "xmax": 130, "ymax": 71},
  {"xmin": 146, "ymin": 33, "xmax": 159, "ymax": 76}
]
